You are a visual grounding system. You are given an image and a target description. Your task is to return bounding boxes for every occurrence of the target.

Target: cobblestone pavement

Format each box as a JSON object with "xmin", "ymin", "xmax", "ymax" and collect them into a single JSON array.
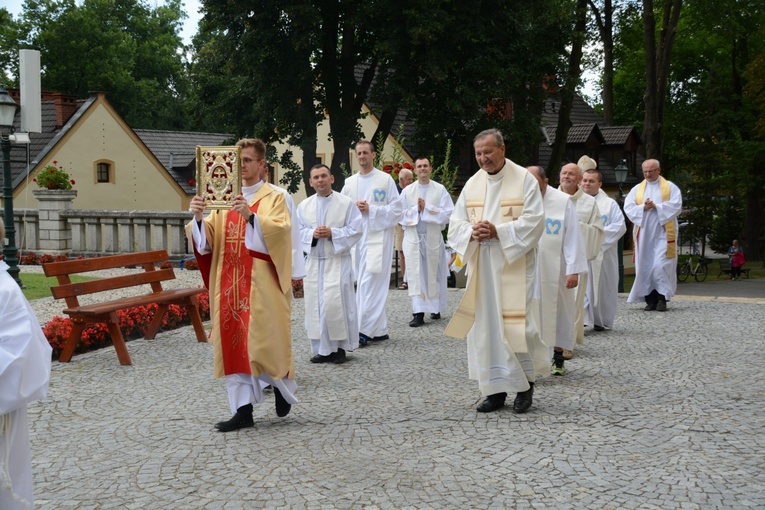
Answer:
[{"xmin": 28, "ymin": 287, "xmax": 764, "ymax": 509}]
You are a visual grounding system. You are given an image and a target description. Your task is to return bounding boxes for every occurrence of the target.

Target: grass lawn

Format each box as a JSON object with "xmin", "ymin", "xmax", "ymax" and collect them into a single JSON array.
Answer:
[{"xmin": 19, "ymin": 273, "xmax": 98, "ymax": 301}]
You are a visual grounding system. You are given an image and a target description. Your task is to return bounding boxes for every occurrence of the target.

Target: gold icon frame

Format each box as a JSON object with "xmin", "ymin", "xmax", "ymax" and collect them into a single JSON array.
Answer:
[{"xmin": 195, "ymin": 146, "xmax": 241, "ymax": 210}]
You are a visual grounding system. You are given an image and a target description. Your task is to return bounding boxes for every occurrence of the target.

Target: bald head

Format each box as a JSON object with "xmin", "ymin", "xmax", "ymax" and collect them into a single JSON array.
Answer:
[{"xmin": 559, "ymin": 163, "xmax": 581, "ymax": 195}]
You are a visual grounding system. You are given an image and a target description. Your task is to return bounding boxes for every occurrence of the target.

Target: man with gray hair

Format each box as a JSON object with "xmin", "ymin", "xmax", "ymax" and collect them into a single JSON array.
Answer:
[
  {"xmin": 446, "ymin": 129, "xmax": 545, "ymax": 413},
  {"xmin": 623, "ymin": 159, "xmax": 682, "ymax": 311},
  {"xmin": 395, "ymin": 167, "xmax": 414, "ymax": 290}
]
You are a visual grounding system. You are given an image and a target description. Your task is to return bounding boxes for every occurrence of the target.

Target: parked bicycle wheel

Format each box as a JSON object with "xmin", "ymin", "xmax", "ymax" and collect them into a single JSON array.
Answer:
[
  {"xmin": 677, "ymin": 261, "xmax": 691, "ymax": 282},
  {"xmin": 694, "ymin": 260, "xmax": 709, "ymax": 282}
]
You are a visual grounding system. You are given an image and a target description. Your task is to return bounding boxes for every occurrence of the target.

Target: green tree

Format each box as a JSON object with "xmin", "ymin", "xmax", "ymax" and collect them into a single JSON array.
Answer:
[{"xmin": 16, "ymin": 0, "xmax": 189, "ymax": 129}]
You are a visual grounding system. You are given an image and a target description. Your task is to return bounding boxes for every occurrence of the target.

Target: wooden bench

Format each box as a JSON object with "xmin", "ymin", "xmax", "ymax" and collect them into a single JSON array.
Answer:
[
  {"xmin": 43, "ymin": 250, "xmax": 208, "ymax": 365},
  {"xmin": 716, "ymin": 259, "xmax": 750, "ymax": 279}
]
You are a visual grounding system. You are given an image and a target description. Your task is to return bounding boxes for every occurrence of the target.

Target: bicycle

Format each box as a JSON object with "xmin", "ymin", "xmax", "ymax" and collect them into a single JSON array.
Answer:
[{"xmin": 677, "ymin": 255, "xmax": 709, "ymax": 282}]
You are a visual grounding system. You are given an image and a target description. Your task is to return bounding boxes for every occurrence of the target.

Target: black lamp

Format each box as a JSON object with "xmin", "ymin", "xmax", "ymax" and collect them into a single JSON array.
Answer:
[{"xmin": 1, "ymin": 87, "xmax": 22, "ymax": 287}]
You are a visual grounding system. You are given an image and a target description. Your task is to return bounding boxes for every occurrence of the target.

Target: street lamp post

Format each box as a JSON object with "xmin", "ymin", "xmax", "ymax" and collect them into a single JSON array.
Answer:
[
  {"xmin": 0, "ymin": 87, "xmax": 22, "ymax": 287},
  {"xmin": 614, "ymin": 159, "xmax": 629, "ymax": 293}
]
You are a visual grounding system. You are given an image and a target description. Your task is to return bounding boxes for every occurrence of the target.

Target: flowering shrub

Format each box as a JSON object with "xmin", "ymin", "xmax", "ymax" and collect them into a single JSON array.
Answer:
[
  {"xmin": 183, "ymin": 258, "xmax": 199, "ymax": 270},
  {"xmin": 382, "ymin": 161, "xmax": 413, "ymax": 182},
  {"xmin": 39, "ymin": 253, "xmax": 55, "ymax": 264},
  {"xmin": 34, "ymin": 161, "xmax": 75, "ymax": 190},
  {"xmin": 292, "ymin": 278, "xmax": 304, "ymax": 299},
  {"xmin": 20, "ymin": 251, "xmax": 40, "ymax": 265},
  {"xmin": 160, "ymin": 261, "xmax": 174, "ymax": 270},
  {"xmin": 54, "ymin": 254, "xmax": 69, "ymax": 262},
  {"xmin": 43, "ymin": 290, "xmax": 211, "ymax": 360}
]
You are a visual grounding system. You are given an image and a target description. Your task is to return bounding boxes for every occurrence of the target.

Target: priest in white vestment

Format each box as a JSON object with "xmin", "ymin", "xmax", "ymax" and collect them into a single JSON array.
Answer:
[
  {"xmin": 341, "ymin": 140, "xmax": 403, "ymax": 346},
  {"xmin": 624, "ymin": 159, "xmax": 682, "ymax": 311},
  {"xmin": 298, "ymin": 164, "xmax": 363, "ymax": 364},
  {"xmin": 558, "ymin": 161, "xmax": 605, "ymax": 355},
  {"xmin": 581, "ymin": 168, "xmax": 627, "ymax": 330},
  {"xmin": 1, "ymin": 218, "xmax": 52, "ymax": 510},
  {"xmin": 446, "ymin": 129, "xmax": 545, "ymax": 414},
  {"xmin": 527, "ymin": 166, "xmax": 587, "ymax": 377},
  {"xmin": 398, "ymin": 156, "xmax": 454, "ymax": 327}
]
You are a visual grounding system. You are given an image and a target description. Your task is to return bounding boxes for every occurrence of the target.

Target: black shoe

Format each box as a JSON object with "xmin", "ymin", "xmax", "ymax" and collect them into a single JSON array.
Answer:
[
  {"xmin": 593, "ymin": 325, "xmax": 605, "ymax": 331},
  {"xmin": 430, "ymin": 313, "xmax": 441, "ymax": 320},
  {"xmin": 372, "ymin": 334, "xmax": 389, "ymax": 341},
  {"xmin": 409, "ymin": 313, "xmax": 425, "ymax": 327},
  {"xmin": 215, "ymin": 404, "xmax": 254, "ymax": 432},
  {"xmin": 656, "ymin": 300, "xmax": 667, "ymax": 312},
  {"xmin": 332, "ymin": 348, "xmax": 347, "ymax": 364},
  {"xmin": 644, "ymin": 303, "xmax": 657, "ymax": 311},
  {"xmin": 359, "ymin": 333, "xmax": 371, "ymax": 347},
  {"xmin": 310, "ymin": 352, "xmax": 335, "ymax": 363},
  {"xmin": 513, "ymin": 383, "xmax": 534, "ymax": 414},
  {"xmin": 274, "ymin": 387, "xmax": 291, "ymax": 418},
  {"xmin": 476, "ymin": 392, "xmax": 507, "ymax": 413}
]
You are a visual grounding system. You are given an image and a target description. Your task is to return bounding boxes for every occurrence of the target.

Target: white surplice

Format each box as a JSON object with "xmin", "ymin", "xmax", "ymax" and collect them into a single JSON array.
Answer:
[
  {"xmin": 1, "ymin": 260, "xmax": 52, "ymax": 510},
  {"xmin": 297, "ymin": 192, "xmax": 363, "ymax": 355},
  {"xmin": 269, "ymin": 183, "xmax": 307, "ymax": 280},
  {"xmin": 341, "ymin": 169, "xmax": 403, "ymax": 338},
  {"xmin": 585, "ymin": 189, "xmax": 627, "ymax": 328},
  {"xmin": 448, "ymin": 161, "xmax": 545, "ymax": 396},
  {"xmin": 535, "ymin": 187, "xmax": 588, "ymax": 352},
  {"xmin": 624, "ymin": 179, "xmax": 683, "ymax": 302},
  {"xmin": 399, "ymin": 180, "xmax": 454, "ymax": 315},
  {"xmin": 566, "ymin": 187, "xmax": 605, "ymax": 344}
]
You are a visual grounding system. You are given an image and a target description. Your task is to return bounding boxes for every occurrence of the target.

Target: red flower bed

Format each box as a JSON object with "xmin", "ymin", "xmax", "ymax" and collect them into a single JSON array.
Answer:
[{"xmin": 43, "ymin": 291, "xmax": 211, "ymax": 360}]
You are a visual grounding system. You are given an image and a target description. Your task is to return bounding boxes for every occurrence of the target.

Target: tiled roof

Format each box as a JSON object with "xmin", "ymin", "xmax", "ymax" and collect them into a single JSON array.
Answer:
[
  {"xmin": 600, "ymin": 125, "xmax": 640, "ymax": 145},
  {"xmin": 543, "ymin": 124, "xmax": 605, "ymax": 145},
  {"xmin": 4, "ymin": 100, "xmax": 71, "ymax": 189},
  {"xmin": 134, "ymin": 129, "xmax": 233, "ymax": 194},
  {"xmin": 541, "ymin": 94, "xmax": 605, "ymax": 127}
]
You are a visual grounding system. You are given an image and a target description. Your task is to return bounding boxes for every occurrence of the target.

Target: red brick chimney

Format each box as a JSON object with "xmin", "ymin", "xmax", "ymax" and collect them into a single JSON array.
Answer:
[{"xmin": 6, "ymin": 88, "xmax": 79, "ymax": 129}]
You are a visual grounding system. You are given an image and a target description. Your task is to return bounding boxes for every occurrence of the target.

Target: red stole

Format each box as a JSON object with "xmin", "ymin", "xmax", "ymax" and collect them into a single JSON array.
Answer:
[{"xmin": 195, "ymin": 202, "xmax": 266, "ymax": 375}]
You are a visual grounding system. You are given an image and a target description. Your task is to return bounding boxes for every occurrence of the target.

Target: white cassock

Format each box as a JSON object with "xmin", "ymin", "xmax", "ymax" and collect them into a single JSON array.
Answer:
[
  {"xmin": 535, "ymin": 187, "xmax": 588, "ymax": 352},
  {"xmin": 341, "ymin": 169, "xmax": 403, "ymax": 338},
  {"xmin": 269, "ymin": 183, "xmax": 307, "ymax": 280},
  {"xmin": 297, "ymin": 192, "xmax": 363, "ymax": 355},
  {"xmin": 1, "ymin": 260, "xmax": 53, "ymax": 510},
  {"xmin": 624, "ymin": 179, "xmax": 682, "ymax": 302},
  {"xmin": 565, "ymin": 187, "xmax": 605, "ymax": 344},
  {"xmin": 585, "ymin": 189, "xmax": 627, "ymax": 328},
  {"xmin": 399, "ymin": 180, "xmax": 454, "ymax": 315},
  {"xmin": 448, "ymin": 161, "xmax": 545, "ymax": 396}
]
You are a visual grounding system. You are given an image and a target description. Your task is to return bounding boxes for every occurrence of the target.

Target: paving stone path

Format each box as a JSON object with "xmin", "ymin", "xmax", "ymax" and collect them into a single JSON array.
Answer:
[{"xmin": 29, "ymin": 287, "xmax": 765, "ymax": 509}]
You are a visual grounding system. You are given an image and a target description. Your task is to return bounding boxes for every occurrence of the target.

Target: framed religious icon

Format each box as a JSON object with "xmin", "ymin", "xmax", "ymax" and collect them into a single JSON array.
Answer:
[{"xmin": 195, "ymin": 146, "xmax": 242, "ymax": 210}]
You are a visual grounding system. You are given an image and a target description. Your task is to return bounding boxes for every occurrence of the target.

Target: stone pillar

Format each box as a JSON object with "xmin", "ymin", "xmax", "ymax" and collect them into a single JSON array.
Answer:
[{"xmin": 33, "ymin": 189, "xmax": 77, "ymax": 254}]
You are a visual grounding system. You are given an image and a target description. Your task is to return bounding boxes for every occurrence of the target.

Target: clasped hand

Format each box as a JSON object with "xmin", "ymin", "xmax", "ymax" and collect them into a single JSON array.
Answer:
[
  {"xmin": 471, "ymin": 220, "xmax": 497, "ymax": 242},
  {"xmin": 313, "ymin": 226, "xmax": 332, "ymax": 239}
]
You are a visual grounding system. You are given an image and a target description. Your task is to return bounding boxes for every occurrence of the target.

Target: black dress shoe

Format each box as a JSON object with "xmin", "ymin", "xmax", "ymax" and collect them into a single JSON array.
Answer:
[
  {"xmin": 476, "ymin": 392, "xmax": 507, "ymax": 413},
  {"xmin": 274, "ymin": 387, "xmax": 291, "ymax": 417},
  {"xmin": 359, "ymin": 333, "xmax": 371, "ymax": 347},
  {"xmin": 656, "ymin": 300, "xmax": 667, "ymax": 312},
  {"xmin": 513, "ymin": 383, "xmax": 534, "ymax": 414},
  {"xmin": 310, "ymin": 352, "xmax": 335, "ymax": 363},
  {"xmin": 372, "ymin": 334, "xmax": 389, "ymax": 341},
  {"xmin": 644, "ymin": 303, "xmax": 657, "ymax": 311},
  {"xmin": 430, "ymin": 313, "xmax": 441, "ymax": 320},
  {"xmin": 409, "ymin": 313, "xmax": 425, "ymax": 327},
  {"xmin": 593, "ymin": 325, "xmax": 605, "ymax": 331},
  {"xmin": 215, "ymin": 404, "xmax": 254, "ymax": 432},
  {"xmin": 332, "ymin": 348, "xmax": 347, "ymax": 364}
]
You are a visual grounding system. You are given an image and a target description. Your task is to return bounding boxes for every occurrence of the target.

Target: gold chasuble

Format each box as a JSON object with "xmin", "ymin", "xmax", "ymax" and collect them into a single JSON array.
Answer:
[
  {"xmin": 445, "ymin": 162, "xmax": 529, "ymax": 353},
  {"xmin": 634, "ymin": 176, "xmax": 677, "ymax": 258},
  {"xmin": 188, "ymin": 185, "xmax": 294, "ymax": 380}
]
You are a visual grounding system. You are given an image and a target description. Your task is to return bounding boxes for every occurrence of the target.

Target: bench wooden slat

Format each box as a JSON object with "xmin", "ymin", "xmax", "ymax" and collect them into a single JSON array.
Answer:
[
  {"xmin": 43, "ymin": 250, "xmax": 170, "ymax": 276},
  {"xmin": 64, "ymin": 287, "xmax": 206, "ymax": 317},
  {"xmin": 51, "ymin": 269, "xmax": 175, "ymax": 299},
  {"xmin": 44, "ymin": 250, "xmax": 208, "ymax": 366}
]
